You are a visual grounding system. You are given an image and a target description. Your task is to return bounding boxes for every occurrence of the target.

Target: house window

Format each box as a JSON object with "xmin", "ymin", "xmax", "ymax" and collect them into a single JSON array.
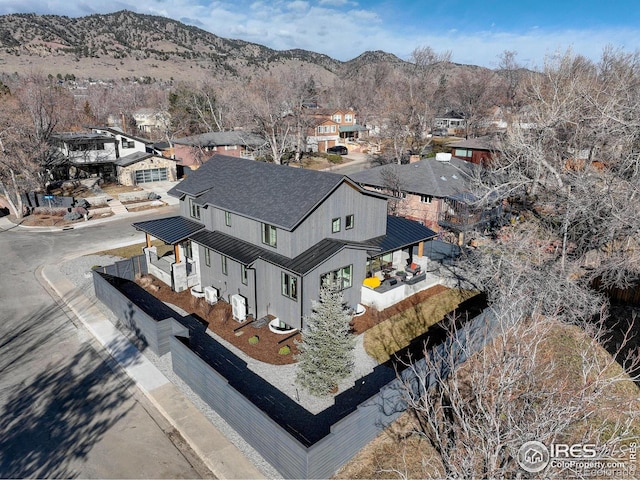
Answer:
[
  {"xmin": 189, "ymin": 198, "xmax": 200, "ymax": 220},
  {"xmin": 281, "ymin": 272, "xmax": 298, "ymax": 300},
  {"xmin": 332, "ymin": 217, "xmax": 341, "ymax": 233},
  {"xmin": 183, "ymin": 241, "xmax": 192, "ymax": 259},
  {"xmin": 455, "ymin": 149, "xmax": 472, "ymax": 158},
  {"xmin": 345, "ymin": 214, "xmax": 354, "ymax": 230},
  {"xmin": 221, "ymin": 255, "xmax": 228, "ymax": 275},
  {"xmin": 330, "ymin": 125, "xmax": 336, "ymax": 133},
  {"xmin": 204, "ymin": 248, "xmax": 211, "ymax": 266},
  {"xmin": 321, "ymin": 265, "xmax": 353, "ymax": 290},
  {"xmin": 261, "ymin": 223, "xmax": 277, "ymax": 247},
  {"xmin": 121, "ymin": 138, "xmax": 134, "ymax": 148},
  {"xmin": 345, "ymin": 114, "xmax": 353, "ymax": 123},
  {"xmin": 241, "ymin": 265, "xmax": 248, "ymax": 285},
  {"xmin": 420, "ymin": 195, "xmax": 433, "ymax": 204},
  {"xmin": 333, "ymin": 114, "xmax": 342, "ymax": 123},
  {"xmin": 224, "ymin": 145, "xmax": 237, "ymax": 150},
  {"xmin": 225, "ymin": 211, "xmax": 231, "ymax": 227}
]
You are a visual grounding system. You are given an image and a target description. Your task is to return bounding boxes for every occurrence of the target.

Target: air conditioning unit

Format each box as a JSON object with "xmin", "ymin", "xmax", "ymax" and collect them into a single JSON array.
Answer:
[
  {"xmin": 231, "ymin": 294, "xmax": 247, "ymax": 322},
  {"xmin": 204, "ymin": 286, "xmax": 218, "ymax": 305}
]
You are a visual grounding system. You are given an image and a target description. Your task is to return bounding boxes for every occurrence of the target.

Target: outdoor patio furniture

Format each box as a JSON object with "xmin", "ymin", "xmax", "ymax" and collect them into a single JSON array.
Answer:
[{"xmin": 406, "ymin": 263, "xmax": 421, "ymax": 275}]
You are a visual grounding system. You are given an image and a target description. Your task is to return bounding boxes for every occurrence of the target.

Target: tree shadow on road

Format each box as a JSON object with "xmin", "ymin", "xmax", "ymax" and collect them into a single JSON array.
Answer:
[{"xmin": 0, "ymin": 331, "xmax": 135, "ymax": 478}]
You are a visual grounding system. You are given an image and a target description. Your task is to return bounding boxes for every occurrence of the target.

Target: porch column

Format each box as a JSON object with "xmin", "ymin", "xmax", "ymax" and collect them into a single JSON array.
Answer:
[
  {"xmin": 174, "ymin": 244, "xmax": 181, "ymax": 263},
  {"xmin": 417, "ymin": 241, "xmax": 424, "ymax": 257},
  {"xmin": 145, "ymin": 233, "xmax": 152, "ymax": 249}
]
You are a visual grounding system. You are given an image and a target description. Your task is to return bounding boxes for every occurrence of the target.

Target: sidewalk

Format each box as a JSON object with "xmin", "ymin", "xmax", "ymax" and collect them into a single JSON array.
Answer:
[
  {"xmin": 0, "ymin": 181, "xmax": 181, "ymax": 233},
  {"xmin": 40, "ymin": 263, "xmax": 266, "ymax": 479}
]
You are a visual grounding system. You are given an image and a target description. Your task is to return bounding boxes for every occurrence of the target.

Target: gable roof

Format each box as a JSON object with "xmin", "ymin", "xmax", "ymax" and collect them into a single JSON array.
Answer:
[
  {"xmin": 173, "ymin": 131, "xmax": 265, "ymax": 148},
  {"xmin": 448, "ymin": 135, "xmax": 499, "ymax": 151},
  {"xmin": 169, "ymin": 155, "xmax": 382, "ymax": 230},
  {"xmin": 349, "ymin": 157, "xmax": 476, "ymax": 198}
]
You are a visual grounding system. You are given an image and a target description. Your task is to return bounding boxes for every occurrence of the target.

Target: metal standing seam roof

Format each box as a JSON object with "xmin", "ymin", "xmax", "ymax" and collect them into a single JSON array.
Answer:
[
  {"xmin": 190, "ymin": 230, "xmax": 375, "ymax": 275},
  {"xmin": 366, "ymin": 215, "xmax": 437, "ymax": 256},
  {"xmin": 167, "ymin": 154, "xmax": 368, "ymax": 230},
  {"xmin": 113, "ymin": 151, "xmax": 153, "ymax": 167},
  {"xmin": 132, "ymin": 216, "xmax": 205, "ymax": 245}
]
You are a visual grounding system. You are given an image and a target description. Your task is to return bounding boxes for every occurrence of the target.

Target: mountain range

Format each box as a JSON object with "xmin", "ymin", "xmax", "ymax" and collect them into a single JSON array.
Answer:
[{"xmin": 0, "ymin": 10, "xmax": 423, "ymax": 84}]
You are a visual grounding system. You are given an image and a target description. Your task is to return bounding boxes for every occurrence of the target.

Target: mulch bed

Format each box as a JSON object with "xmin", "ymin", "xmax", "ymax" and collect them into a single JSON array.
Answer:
[{"xmin": 135, "ymin": 274, "xmax": 301, "ymax": 365}]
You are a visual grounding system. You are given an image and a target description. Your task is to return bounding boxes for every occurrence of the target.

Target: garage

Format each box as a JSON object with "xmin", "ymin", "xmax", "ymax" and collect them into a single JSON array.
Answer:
[{"xmin": 135, "ymin": 167, "xmax": 168, "ymax": 184}]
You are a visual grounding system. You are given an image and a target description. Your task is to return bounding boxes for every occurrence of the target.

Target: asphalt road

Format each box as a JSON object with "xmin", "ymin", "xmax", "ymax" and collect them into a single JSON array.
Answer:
[{"xmin": 0, "ymin": 207, "xmax": 213, "ymax": 479}]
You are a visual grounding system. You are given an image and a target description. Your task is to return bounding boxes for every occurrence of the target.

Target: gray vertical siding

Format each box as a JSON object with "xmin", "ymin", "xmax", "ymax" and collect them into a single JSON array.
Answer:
[{"xmin": 254, "ymin": 259, "xmax": 302, "ymax": 327}]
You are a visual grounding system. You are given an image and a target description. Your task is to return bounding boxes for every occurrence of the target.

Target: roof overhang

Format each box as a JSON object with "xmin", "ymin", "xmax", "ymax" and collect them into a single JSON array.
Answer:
[
  {"xmin": 132, "ymin": 216, "xmax": 205, "ymax": 244},
  {"xmin": 366, "ymin": 216, "xmax": 437, "ymax": 257}
]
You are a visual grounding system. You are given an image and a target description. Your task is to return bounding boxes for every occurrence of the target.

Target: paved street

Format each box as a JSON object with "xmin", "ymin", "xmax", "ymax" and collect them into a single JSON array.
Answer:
[{"xmin": 0, "ymin": 208, "xmax": 214, "ymax": 478}]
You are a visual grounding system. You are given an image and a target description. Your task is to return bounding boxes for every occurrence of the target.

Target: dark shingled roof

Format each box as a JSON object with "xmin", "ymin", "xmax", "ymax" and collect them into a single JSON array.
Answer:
[
  {"xmin": 132, "ymin": 216, "xmax": 205, "ymax": 244},
  {"xmin": 366, "ymin": 216, "xmax": 437, "ymax": 256},
  {"xmin": 190, "ymin": 230, "xmax": 373, "ymax": 275},
  {"xmin": 349, "ymin": 156, "xmax": 476, "ymax": 198},
  {"xmin": 169, "ymin": 155, "xmax": 365, "ymax": 230}
]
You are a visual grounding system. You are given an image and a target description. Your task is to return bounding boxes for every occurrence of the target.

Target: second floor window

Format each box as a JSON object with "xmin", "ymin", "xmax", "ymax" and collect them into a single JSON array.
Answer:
[
  {"xmin": 121, "ymin": 138, "xmax": 134, "ymax": 148},
  {"xmin": 262, "ymin": 223, "xmax": 277, "ymax": 247},
  {"xmin": 333, "ymin": 114, "xmax": 342, "ymax": 123},
  {"xmin": 420, "ymin": 195, "xmax": 433, "ymax": 204},
  {"xmin": 345, "ymin": 114, "xmax": 353, "ymax": 123},
  {"xmin": 225, "ymin": 211, "xmax": 232, "ymax": 227},
  {"xmin": 221, "ymin": 255, "xmax": 228, "ymax": 275},
  {"xmin": 204, "ymin": 248, "xmax": 211, "ymax": 266},
  {"xmin": 345, "ymin": 214, "xmax": 354, "ymax": 230},
  {"xmin": 189, "ymin": 198, "xmax": 200, "ymax": 220},
  {"xmin": 332, "ymin": 218, "xmax": 341, "ymax": 233}
]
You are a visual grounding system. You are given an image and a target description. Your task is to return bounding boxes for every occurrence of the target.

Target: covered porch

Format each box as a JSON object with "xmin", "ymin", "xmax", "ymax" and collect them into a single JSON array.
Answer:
[
  {"xmin": 132, "ymin": 216, "xmax": 205, "ymax": 292},
  {"xmin": 361, "ymin": 216, "xmax": 442, "ymax": 310}
]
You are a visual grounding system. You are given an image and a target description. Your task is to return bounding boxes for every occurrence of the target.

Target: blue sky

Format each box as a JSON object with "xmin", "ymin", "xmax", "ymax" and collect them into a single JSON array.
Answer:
[{"xmin": 1, "ymin": 0, "xmax": 639, "ymax": 68}]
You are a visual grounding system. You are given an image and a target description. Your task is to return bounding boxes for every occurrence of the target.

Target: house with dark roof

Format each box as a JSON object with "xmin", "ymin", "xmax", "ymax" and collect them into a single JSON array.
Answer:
[
  {"xmin": 350, "ymin": 153, "xmax": 503, "ymax": 243},
  {"xmin": 434, "ymin": 110, "xmax": 467, "ymax": 136},
  {"xmin": 447, "ymin": 135, "xmax": 500, "ymax": 166},
  {"xmin": 304, "ymin": 108, "xmax": 368, "ymax": 153},
  {"xmin": 172, "ymin": 131, "xmax": 266, "ymax": 168},
  {"xmin": 132, "ymin": 154, "xmax": 438, "ymax": 329},
  {"xmin": 51, "ymin": 126, "xmax": 177, "ymax": 184}
]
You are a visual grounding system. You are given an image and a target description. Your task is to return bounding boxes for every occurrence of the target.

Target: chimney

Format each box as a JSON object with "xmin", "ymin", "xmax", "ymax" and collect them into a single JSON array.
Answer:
[{"xmin": 409, "ymin": 154, "xmax": 421, "ymax": 163}]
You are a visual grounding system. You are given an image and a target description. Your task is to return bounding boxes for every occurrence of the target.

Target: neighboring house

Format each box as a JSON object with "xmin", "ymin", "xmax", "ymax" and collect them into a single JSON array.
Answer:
[
  {"xmin": 350, "ymin": 153, "xmax": 503, "ymax": 242},
  {"xmin": 447, "ymin": 135, "xmax": 500, "ymax": 166},
  {"xmin": 172, "ymin": 131, "xmax": 265, "ymax": 168},
  {"xmin": 132, "ymin": 154, "xmax": 437, "ymax": 329},
  {"xmin": 132, "ymin": 108, "xmax": 171, "ymax": 135},
  {"xmin": 434, "ymin": 110, "xmax": 467, "ymax": 136},
  {"xmin": 305, "ymin": 108, "xmax": 368, "ymax": 152},
  {"xmin": 114, "ymin": 151, "xmax": 178, "ymax": 186},
  {"xmin": 51, "ymin": 127, "xmax": 177, "ymax": 184}
]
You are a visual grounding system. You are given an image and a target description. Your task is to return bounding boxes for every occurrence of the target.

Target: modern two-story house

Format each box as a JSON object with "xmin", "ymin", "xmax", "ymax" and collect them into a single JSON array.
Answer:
[{"xmin": 132, "ymin": 154, "xmax": 437, "ymax": 329}]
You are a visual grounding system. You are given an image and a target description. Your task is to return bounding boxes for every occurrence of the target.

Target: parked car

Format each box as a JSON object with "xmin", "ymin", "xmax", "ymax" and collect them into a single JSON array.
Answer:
[{"xmin": 327, "ymin": 145, "xmax": 348, "ymax": 155}]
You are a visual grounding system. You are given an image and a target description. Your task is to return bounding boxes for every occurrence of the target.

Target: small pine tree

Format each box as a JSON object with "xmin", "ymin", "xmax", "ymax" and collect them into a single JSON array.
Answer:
[{"xmin": 295, "ymin": 277, "xmax": 356, "ymax": 396}]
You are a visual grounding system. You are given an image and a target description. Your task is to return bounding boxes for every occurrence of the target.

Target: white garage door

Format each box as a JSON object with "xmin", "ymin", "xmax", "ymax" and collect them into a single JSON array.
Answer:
[{"xmin": 135, "ymin": 168, "xmax": 168, "ymax": 184}]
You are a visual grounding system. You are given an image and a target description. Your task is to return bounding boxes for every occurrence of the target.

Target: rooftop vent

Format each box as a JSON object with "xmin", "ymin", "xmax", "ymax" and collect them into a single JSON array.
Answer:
[{"xmin": 435, "ymin": 153, "xmax": 452, "ymax": 162}]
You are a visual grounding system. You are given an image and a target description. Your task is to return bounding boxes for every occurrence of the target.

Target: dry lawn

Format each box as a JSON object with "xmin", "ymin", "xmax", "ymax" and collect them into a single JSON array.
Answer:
[{"xmin": 363, "ymin": 288, "xmax": 478, "ymax": 363}]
